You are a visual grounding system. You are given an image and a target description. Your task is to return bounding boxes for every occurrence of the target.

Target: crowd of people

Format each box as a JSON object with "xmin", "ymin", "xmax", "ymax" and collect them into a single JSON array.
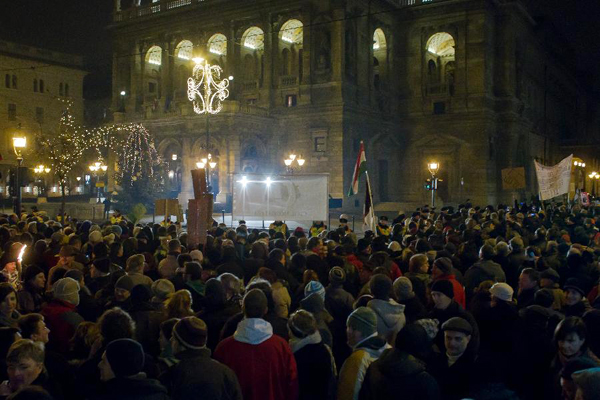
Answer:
[{"xmin": 0, "ymin": 202, "xmax": 599, "ymax": 400}]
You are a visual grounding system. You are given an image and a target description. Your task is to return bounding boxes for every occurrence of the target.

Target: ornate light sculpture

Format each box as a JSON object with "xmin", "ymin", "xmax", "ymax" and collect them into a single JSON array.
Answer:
[
  {"xmin": 188, "ymin": 57, "xmax": 231, "ymax": 189},
  {"xmin": 187, "ymin": 57, "xmax": 230, "ymax": 115}
]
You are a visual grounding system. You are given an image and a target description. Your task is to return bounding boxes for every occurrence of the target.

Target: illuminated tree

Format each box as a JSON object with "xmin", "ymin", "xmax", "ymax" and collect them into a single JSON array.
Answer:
[
  {"xmin": 35, "ymin": 100, "xmax": 88, "ymax": 219},
  {"xmin": 115, "ymin": 124, "xmax": 164, "ymax": 213}
]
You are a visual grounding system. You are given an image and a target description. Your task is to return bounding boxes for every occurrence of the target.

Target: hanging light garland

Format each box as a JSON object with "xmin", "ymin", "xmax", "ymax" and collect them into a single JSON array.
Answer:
[{"xmin": 187, "ymin": 58, "xmax": 231, "ymax": 115}]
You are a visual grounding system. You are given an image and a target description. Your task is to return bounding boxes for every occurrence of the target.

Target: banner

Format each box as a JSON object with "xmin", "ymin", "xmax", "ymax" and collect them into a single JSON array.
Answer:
[
  {"xmin": 232, "ymin": 174, "xmax": 328, "ymax": 221},
  {"xmin": 501, "ymin": 167, "xmax": 526, "ymax": 190},
  {"xmin": 534, "ymin": 155, "xmax": 573, "ymax": 200}
]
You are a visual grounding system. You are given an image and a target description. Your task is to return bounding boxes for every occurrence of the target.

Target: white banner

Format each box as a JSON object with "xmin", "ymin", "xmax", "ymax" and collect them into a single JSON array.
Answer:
[
  {"xmin": 534, "ymin": 154, "xmax": 573, "ymax": 200},
  {"xmin": 232, "ymin": 174, "xmax": 329, "ymax": 221}
]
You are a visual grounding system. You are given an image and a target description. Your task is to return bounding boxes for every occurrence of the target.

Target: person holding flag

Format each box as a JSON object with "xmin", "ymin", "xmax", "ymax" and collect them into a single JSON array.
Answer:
[{"xmin": 348, "ymin": 141, "xmax": 376, "ymax": 234}]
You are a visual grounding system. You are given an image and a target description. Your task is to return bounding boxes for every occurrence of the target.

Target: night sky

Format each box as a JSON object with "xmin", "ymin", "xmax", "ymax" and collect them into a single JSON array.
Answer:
[{"xmin": 1, "ymin": 0, "xmax": 599, "ymax": 100}]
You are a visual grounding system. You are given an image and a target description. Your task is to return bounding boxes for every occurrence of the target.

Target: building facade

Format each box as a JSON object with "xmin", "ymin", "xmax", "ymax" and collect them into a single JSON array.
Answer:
[
  {"xmin": 0, "ymin": 40, "xmax": 86, "ymax": 199},
  {"xmin": 109, "ymin": 0, "xmax": 594, "ymax": 211}
]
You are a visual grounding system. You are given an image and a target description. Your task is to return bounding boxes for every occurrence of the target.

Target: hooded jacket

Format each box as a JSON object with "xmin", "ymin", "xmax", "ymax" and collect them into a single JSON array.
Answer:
[
  {"xmin": 214, "ymin": 318, "xmax": 299, "ymax": 400},
  {"xmin": 337, "ymin": 335, "xmax": 390, "ymax": 400},
  {"xmin": 367, "ymin": 299, "xmax": 406, "ymax": 344},
  {"xmin": 359, "ymin": 348, "xmax": 440, "ymax": 400}
]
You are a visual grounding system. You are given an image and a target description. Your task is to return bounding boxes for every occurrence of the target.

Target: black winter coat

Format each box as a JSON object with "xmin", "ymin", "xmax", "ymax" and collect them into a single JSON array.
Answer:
[
  {"xmin": 294, "ymin": 342, "xmax": 334, "ymax": 400},
  {"xmin": 160, "ymin": 348, "xmax": 242, "ymax": 400},
  {"xmin": 359, "ymin": 348, "xmax": 440, "ymax": 400},
  {"xmin": 90, "ymin": 375, "xmax": 169, "ymax": 400}
]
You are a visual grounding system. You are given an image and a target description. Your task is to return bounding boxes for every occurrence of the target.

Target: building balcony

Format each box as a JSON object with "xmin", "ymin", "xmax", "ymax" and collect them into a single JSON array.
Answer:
[
  {"xmin": 240, "ymin": 80, "xmax": 259, "ymax": 93},
  {"xmin": 114, "ymin": 0, "xmax": 447, "ymax": 22},
  {"xmin": 114, "ymin": 0, "xmax": 199, "ymax": 22},
  {"xmin": 279, "ymin": 75, "xmax": 298, "ymax": 88},
  {"xmin": 426, "ymin": 82, "xmax": 454, "ymax": 97}
]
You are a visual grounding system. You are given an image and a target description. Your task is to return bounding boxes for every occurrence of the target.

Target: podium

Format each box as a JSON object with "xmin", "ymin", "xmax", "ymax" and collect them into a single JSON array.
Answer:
[{"xmin": 187, "ymin": 169, "xmax": 214, "ymax": 248}]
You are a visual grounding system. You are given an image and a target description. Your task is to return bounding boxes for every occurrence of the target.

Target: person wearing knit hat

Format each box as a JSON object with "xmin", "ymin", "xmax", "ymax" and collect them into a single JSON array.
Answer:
[
  {"xmin": 171, "ymin": 317, "xmax": 208, "ymax": 350},
  {"xmin": 151, "ymin": 279, "xmax": 175, "ymax": 307},
  {"xmin": 114, "ymin": 275, "xmax": 135, "ymax": 305},
  {"xmin": 432, "ymin": 257, "xmax": 466, "ymax": 308},
  {"xmin": 53, "ymin": 277, "xmax": 80, "ymax": 306},
  {"xmin": 337, "ymin": 306, "xmax": 389, "ymax": 400},
  {"xmin": 17, "ymin": 266, "xmax": 46, "ymax": 314},
  {"xmin": 328, "ymin": 266, "xmax": 346, "ymax": 285},
  {"xmin": 163, "ymin": 317, "xmax": 242, "ymax": 400},
  {"xmin": 431, "ymin": 279, "xmax": 455, "ymax": 312},
  {"xmin": 98, "ymin": 338, "xmax": 169, "ymax": 398},
  {"xmin": 89, "ymin": 230, "xmax": 103, "ymax": 245},
  {"xmin": 189, "ymin": 249, "xmax": 203, "ymax": 263},
  {"xmin": 304, "ymin": 280, "xmax": 325, "ymax": 301},
  {"xmin": 41, "ymin": 277, "xmax": 84, "ymax": 353},
  {"xmin": 387, "ymin": 241, "xmax": 401, "ymax": 254},
  {"xmin": 286, "ymin": 310, "xmax": 335, "ymax": 400},
  {"xmin": 489, "ymin": 282, "xmax": 514, "ymax": 303},
  {"xmin": 563, "ymin": 278, "xmax": 589, "ymax": 317}
]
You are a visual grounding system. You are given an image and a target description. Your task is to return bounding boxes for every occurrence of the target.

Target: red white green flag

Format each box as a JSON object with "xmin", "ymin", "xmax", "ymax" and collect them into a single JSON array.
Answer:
[
  {"xmin": 364, "ymin": 172, "xmax": 376, "ymax": 232},
  {"xmin": 348, "ymin": 141, "xmax": 366, "ymax": 197}
]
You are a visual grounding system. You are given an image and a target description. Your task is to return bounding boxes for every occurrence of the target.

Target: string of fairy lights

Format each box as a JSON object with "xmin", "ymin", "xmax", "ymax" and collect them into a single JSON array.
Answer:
[{"xmin": 35, "ymin": 98, "xmax": 162, "ymax": 187}]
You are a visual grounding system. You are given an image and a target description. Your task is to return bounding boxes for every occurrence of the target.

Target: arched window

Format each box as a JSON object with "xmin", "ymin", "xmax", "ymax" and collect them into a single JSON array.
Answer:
[
  {"xmin": 65, "ymin": 83, "xmax": 70, "ymax": 97},
  {"xmin": 425, "ymin": 32, "xmax": 455, "ymax": 91},
  {"xmin": 175, "ymin": 40, "xmax": 193, "ymax": 60},
  {"xmin": 281, "ymin": 48, "xmax": 291, "ymax": 75},
  {"xmin": 279, "ymin": 19, "xmax": 303, "ymax": 45},
  {"xmin": 242, "ymin": 27, "xmax": 264, "ymax": 51},
  {"xmin": 59, "ymin": 83, "xmax": 63, "ymax": 96},
  {"xmin": 373, "ymin": 28, "xmax": 387, "ymax": 50},
  {"xmin": 207, "ymin": 34, "xmax": 227, "ymax": 56},
  {"xmin": 426, "ymin": 32, "xmax": 455, "ymax": 57},
  {"xmin": 39, "ymin": 79, "xmax": 44, "ymax": 93},
  {"xmin": 12, "ymin": 75, "xmax": 17, "ymax": 89},
  {"xmin": 33, "ymin": 79, "xmax": 38, "ymax": 92},
  {"xmin": 146, "ymin": 45, "xmax": 162, "ymax": 66}
]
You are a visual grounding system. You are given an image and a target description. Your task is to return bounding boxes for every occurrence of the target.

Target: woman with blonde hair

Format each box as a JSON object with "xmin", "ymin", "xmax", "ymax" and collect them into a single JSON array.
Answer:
[{"xmin": 165, "ymin": 289, "xmax": 194, "ymax": 319}]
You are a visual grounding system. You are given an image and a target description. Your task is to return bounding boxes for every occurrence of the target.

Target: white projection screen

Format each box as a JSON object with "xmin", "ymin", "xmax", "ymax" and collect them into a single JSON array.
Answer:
[{"xmin": 232, "ymin": 174, "xmax": 329, "ymax": 221}]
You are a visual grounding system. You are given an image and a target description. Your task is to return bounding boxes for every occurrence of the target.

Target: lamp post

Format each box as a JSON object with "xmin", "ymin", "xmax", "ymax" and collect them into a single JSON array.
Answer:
[
  {"xmin": 284, "ymin": 152, "xmax": 305, "ymax": 174},
  {"xmin": 574, "ymin": 160, "xmax": 586, "ymax": 194},
  {"xmin": 34, "ymin": 164, "xmax": 51, "ymax": 196},
  {"xmin": 188, "ymin": 57, "xmax": 231, "ymax": 192},
  {"xmin": 89, "ymin": 160, "xmax": 108, "ymax": 203},
  {"xmin": 589, "ymin": 172, "xmax": 600, "ymax": 197},
  {"xmin": 12, "ymin": 136, "xmax": 26, "ymax": 215},
  {"xmin": 427, "ymin": 161, "xmax": 440, "ymax": 208}
]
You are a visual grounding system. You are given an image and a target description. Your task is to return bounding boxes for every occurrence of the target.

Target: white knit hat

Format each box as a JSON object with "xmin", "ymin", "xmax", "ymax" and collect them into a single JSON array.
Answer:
[
  {"xmin": 53, "ymin": 277, "xmax": 80, "ymax": 306},
  {"xmin": 490, "ymin": 282, "xmax": 513, "ymax": 302}
]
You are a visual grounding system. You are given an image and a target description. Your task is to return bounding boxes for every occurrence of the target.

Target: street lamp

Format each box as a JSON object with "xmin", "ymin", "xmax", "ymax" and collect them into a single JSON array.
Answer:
[
  {"xmin": 34, "ymin": 164, "xmax": 50, "ymax": 196},
  {"xmin": 89, "ymin": 160, "xmax": 108, "ymax": 203},
  {"xmin": 12, "ymin": 135, "xmax": 26, "ymax": 215},
  {"xmin": 574, "ymin": 159, "xmax": 586, "ymax": 192},
  {"xmin": 427, "ymin": 161, "xmax": 440, "ymax": 208},
  {"xmin": 284, "ymin": 153, "xmax": 305, "ymax": 174},
  {"xmin": 188, "ymin": 57, "xmax": 231, "ymax": 193},
  {"xmin": 589, "ymin": 172, "xmax": 600, "ymax": 197}
]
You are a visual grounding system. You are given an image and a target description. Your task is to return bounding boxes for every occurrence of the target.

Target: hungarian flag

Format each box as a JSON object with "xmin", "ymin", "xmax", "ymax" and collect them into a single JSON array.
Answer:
[
  {"xmin": 364, "ymin": 172, "xmax": 376, "ymax": 233},
  {"xmin": 348, "ymin": 141, "xmax": 366, "ymax": 197}
]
